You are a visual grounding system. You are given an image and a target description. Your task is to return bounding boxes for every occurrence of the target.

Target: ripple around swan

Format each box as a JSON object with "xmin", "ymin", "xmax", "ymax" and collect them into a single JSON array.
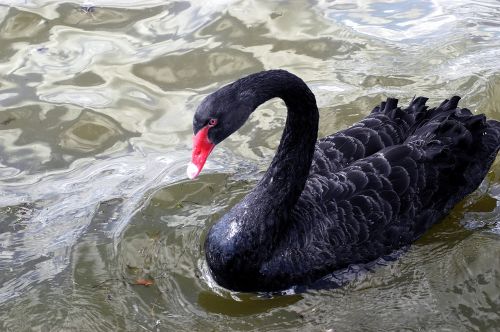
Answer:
[
  {"xmin": 0, "ymin": 151, "xmax": 184, "ymax": 303},
  {"xmin": 0, "ymin": 0, "xmax": 499, "ymax": 330}
]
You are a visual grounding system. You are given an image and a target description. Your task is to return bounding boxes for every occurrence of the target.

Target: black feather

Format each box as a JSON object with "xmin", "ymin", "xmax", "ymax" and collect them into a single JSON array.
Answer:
[{"xmin": 195, "ymin": 70, "xmax": 500, "ymax": 292}]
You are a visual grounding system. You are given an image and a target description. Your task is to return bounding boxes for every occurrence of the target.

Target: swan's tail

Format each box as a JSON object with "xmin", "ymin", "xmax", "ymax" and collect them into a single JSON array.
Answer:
[
  {"xmin": 410, "ymin": 96, "xmax": 500, "ymax": 156},
  {"xmin": 406, "ymin": 98, "xmax": 500, "ymax": 209}
]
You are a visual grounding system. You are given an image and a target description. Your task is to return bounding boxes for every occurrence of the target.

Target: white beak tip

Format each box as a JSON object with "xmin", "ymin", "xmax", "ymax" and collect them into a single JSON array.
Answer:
[{"xmin": 187, "ymin": 162, "xmax": 200, "ymax": 180}]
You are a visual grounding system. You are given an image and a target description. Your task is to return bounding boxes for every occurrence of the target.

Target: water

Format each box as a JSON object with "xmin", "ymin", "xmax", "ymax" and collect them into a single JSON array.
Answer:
[{"xmin": 0, "ymin": 0, "xmax": 499, "ymax": 330}]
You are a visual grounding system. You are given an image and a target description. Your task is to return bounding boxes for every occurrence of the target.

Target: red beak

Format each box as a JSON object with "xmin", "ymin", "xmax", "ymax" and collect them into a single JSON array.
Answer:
[{"xmin": 187, "ymin": 126, "xmax": 215, "ymax": 179}]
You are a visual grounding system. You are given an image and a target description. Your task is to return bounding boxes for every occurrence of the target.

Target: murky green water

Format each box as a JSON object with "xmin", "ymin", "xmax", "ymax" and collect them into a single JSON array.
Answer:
[{"xmin": 1, "ymin": 0, "xmax": 500, "ymax": 331}]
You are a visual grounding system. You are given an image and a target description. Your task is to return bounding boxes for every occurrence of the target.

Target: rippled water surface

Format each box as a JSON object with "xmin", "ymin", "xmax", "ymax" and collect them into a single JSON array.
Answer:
[{"xmin": 1, "ymin": 0, "xmax": 500, "ymax": 331}]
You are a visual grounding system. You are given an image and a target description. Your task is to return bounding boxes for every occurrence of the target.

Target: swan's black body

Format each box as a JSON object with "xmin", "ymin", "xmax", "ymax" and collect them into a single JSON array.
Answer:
[{"xmin": 192, "ymin": 70, "xmax": 500, "ymax": 292}]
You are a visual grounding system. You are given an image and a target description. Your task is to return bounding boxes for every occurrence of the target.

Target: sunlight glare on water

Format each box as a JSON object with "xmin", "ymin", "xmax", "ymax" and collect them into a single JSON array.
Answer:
[{"xmin": 0, "ymin": 0, "xmax": 499, "ymax": 331}]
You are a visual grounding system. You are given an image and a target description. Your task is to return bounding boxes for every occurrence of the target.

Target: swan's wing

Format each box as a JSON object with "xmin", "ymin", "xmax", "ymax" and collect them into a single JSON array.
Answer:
[
  {"xmin": 264, "ymin": 103, "xmax": 500, "ymax": 286},
  {"xmin": 311, "ymin": 97, "xmax": 428, "ymax": 174},
  {"xmin": 340, "ymin": 108, "xmax": 499, "ymax": 251}
]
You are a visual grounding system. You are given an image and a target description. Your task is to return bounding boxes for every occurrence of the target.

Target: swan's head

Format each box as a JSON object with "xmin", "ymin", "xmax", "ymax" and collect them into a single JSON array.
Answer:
[{"xmin": 187, "ymin": 80, "xmax": 255, "ymax": 179}]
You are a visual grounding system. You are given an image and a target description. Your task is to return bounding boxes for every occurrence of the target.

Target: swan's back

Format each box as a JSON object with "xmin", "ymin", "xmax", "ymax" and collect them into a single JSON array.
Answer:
[
  {"xmin": 311, "ymin": 97, "xmax": 428, "ymax": 174},
  {"xmin": 259, "ymin": 97, "xmax": 500, "ymax": 289}
]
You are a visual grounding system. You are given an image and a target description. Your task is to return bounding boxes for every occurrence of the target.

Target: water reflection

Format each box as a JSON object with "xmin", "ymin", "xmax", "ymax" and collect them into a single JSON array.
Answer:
[
  {"xmin": 198, "ymin": 291, "xmax": 302, "ymax": 316},
  {"xmin": 59, "ymin": 109, "xmax": 137, "ymax": 154},
  {"xmin": 133, "ymin": 48, "xmax": 263, "ymax": 90},
  {"xmin": 57, "ymin": 3, "xmax": 160, "ymax": 29},
  {"xmin": 321, "ymin": 0, "xmax": 455, "ymax": 42},
  {"xmin": 0, "ymin": 0, "xmax": 499, "ymax": 331},
  {"xmin": 0, "ymin": 9, "xmax": 48, "ymax": 40}
]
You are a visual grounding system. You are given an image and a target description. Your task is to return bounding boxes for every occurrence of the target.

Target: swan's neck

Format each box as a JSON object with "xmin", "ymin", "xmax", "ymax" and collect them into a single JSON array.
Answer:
[
  {"xmin": 204, "ymin": 71, "xmax": 319, "ymax": 289},
  {"xmin": 244, "ymin": 70, "xmax": 319, "ymax": 214}
]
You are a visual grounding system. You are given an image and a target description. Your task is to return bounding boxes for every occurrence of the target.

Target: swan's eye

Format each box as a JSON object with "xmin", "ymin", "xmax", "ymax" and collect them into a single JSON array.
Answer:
[{"xmin": 208, "ymin": 118, "xmax": 218, "ymax": 127}]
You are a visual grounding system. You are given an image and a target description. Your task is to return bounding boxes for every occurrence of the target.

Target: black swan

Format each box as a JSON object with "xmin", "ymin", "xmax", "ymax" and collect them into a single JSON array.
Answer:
[{"xmin": 187, "ymin": 70, "xmax": 500, "ymax": 292}]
